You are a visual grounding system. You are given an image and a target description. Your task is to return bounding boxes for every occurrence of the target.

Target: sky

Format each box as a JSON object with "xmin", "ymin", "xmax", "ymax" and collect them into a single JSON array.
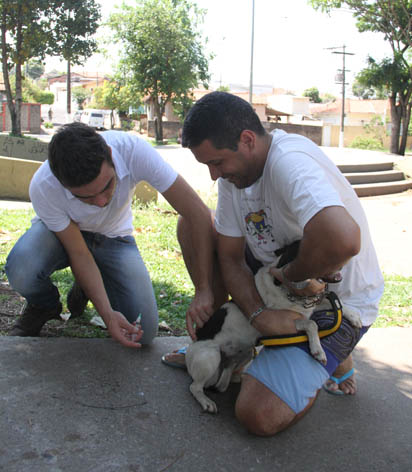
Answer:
[{"xmin": 47, "ymin": 0, "xmax": 393, "ymax": 97}]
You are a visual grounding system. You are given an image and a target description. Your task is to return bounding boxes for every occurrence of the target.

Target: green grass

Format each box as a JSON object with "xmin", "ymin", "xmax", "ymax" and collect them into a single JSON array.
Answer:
[{"xmin": 0, "ymin": 202, "xmax": 411, "ymax": 338}]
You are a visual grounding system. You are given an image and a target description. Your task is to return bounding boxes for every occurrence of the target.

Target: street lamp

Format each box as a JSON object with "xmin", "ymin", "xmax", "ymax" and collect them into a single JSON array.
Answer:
[{"xmin": 249, "ymin": 0, "xmax": 255, "ymax": 104}]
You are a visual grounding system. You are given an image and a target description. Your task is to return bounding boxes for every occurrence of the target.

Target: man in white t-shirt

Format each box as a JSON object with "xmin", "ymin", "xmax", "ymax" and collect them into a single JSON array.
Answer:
[
  {"xmin": 6, "ymin": 122, "xmax": 214, "ymax": 349},
  {"xmin": 163, "ymin": 92, "xmax": 384, "ymax": 436}
]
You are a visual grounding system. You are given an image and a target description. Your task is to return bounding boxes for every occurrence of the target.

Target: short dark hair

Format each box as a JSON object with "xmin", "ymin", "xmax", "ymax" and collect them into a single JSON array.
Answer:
[
  {"xmin": 48, "ymin": 122, "xmax": 113, "ymax": 187},
  {"xmin": 182, "ymin": 91, "xmax": 266, "ymax": 151}
]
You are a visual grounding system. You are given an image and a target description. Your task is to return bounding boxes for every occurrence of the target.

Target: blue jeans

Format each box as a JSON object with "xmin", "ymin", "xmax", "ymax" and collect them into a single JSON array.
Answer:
[{"xmin": 5, "ymin": 220, "xmax": 158, "ymax": 344}]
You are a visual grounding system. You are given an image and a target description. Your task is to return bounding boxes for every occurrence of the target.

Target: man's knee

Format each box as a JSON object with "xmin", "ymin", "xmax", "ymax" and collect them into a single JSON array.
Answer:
[{"xmin": 235, "ymin": 375, "xmax": 296, "ymax": 437}]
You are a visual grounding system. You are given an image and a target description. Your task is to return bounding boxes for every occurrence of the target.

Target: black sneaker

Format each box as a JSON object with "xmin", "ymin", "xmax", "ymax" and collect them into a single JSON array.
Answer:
[
  {"xmin": 9, "ymin": 302, "xmax": 62, "ymax": 337},
  {"xmin": 67, "ymin": 282, "xmax": 89, "ymax": 319}
]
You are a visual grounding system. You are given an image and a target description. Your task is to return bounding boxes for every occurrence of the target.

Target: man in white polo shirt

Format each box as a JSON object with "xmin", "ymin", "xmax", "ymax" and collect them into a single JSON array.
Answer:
[{"xmin": 6, "ymin": 122, "xmax": 214, "ymax": 348}]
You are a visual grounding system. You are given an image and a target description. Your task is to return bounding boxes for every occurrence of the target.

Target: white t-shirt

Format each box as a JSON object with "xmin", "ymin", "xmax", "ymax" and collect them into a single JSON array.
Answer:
[
  {"xmin": 30, "ymin": 131, "xmax": 178, "ymax": 238},
  {"xmin": 215, "ymin": 129, "xmax": 384, "ymax": 325}
]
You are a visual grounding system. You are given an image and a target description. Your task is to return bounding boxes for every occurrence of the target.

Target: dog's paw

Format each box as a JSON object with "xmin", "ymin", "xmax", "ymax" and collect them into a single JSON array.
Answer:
[
  {"xmin": 349, "ymin": 315, "xmax": 363, "ymax": 329},
  {"xmin": 200, "ymin": 398, "xmax": 218, "ymax": 414},
  {"xmin": 312, "ymin": 348, "xmax": 327, "ymax": 365},
  {"xmin": 343, "ymin": 308, "xmax": 363, "ymax": 328}
]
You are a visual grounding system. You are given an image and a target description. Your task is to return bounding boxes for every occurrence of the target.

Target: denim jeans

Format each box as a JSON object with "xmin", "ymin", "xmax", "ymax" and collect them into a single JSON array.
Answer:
[{"xmin": 5, "ymin": 220, "xmax": 158, "ymax": 344}]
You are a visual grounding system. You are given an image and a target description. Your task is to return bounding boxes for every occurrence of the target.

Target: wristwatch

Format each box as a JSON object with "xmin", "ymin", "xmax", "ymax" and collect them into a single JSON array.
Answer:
[{"xmin": 281, "ymin": 264, "xmax": 311, "ymax": 290}]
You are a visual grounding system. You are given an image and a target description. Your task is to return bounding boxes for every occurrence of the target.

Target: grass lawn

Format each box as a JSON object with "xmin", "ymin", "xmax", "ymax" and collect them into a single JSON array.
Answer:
[{"xmin": 0, "ymin": 201, "xmax": 411, "ymax": 338}]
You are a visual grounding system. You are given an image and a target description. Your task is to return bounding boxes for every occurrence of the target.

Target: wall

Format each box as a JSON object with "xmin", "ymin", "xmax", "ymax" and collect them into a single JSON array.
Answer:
[
  {"xmin": 0, "ymin": 103, "xmax": 41, "ymax": 134},
  {"xmin": 0, "ymin": 134, "xmax": 157, "ymax": 203},
  {"xmin": 0, "ymin": 134, "xmax": 48, "ymax": 161},
  {"xmin": 148, "ymin": 120, "xmax": 181, "ymax": 139},
  {"xmin": 264, "ymin": 122, "xmax": 322, "ymax": 146},
  {"xmin": 0, "ymin": 156, "xmax": 41, "ymax": 201},
  {"xmin": 326, "ymin": 125, "xmax": 412, "ymax": 149}
]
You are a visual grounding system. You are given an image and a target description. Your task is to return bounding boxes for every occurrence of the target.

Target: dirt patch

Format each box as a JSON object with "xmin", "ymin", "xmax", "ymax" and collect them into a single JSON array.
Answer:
[
  {"xmin": 0, "ymin": 281, "xmax": 184, "ymax": 338},
  {"xmin": 0, "ymin": 282, "xmax": 87, "ymax": 337},
  {"xmin": 0, "ymin": 283, "xmax": 25, "ymax": 334}
]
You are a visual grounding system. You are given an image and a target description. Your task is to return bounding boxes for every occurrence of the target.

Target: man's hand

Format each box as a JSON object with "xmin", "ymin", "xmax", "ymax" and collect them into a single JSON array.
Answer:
[
  {"xmin": 249, "ymin": 307, "xmax": 305, "ymax": 337},
  {"xmin": 186, "ymin": 288, "xmax": 215, "ymax": 340},
  {"xmin": 269, "ymin": 266, "xmax": 326, "ymax": 297},
  {"xmin": 105, "ymin": 310, "xmax": 143, "ymax": 348}
]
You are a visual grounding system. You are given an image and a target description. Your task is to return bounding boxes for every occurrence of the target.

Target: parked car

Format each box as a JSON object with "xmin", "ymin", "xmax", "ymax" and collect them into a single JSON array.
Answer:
[{"xmin": 80, "ymin": 109, "xmax": 105, "ymax": 129}]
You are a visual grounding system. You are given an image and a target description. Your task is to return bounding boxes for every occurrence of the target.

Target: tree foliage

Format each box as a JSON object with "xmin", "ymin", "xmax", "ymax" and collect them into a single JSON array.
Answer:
[
  {"xmin": 49, "ymin": 0, "xmax": 100, "ymax": 114},
  {"xmin": 303, "ymin": 86, "xmax": 322, "ymax": 103},
  {"xmin": 26, "ymin": 58, "xmax": 45, "ymax": 80},
  {"xmin": 310, "ymin": 0, "xmax": 412, "ymax": 154},
  {"xmin": 0, "ymin": 0, "xmax": 100, "ymax": 135},
  {"xmin": 90, "ymin": 80, "xmax": 142, "ymax": 128},
  {"xmin": 108, "ymin": 0, "xmax": 210, "ymax": 142},
  {"xmin": 72, "ymin": 86, "xmax": 91, "ymax": 109}
]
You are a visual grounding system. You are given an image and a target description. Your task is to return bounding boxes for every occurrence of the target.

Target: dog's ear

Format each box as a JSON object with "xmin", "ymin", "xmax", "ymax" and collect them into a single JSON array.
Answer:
[
  {"xmin": 275, "ymin": 240, "xmax": 301, "ymax": 268},
  {"xmin": 196, "ymin": 305, "xmax": 231, "ymax": 340}
]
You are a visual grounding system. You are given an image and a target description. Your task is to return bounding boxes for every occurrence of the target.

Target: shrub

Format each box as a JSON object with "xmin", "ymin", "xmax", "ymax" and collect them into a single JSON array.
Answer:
[
  {"xmin": 44, "ymin": 122, "xmax": 53, "ymax": 129},
  {"xmin": 349, "ymin": 136, "xmax": 384, "ymax": 151}
]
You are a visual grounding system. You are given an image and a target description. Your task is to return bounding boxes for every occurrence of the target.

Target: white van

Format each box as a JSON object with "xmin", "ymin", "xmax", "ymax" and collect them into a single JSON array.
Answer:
[{"xmin": 80, "ymin": 109, "xmax": 105, "ymax": 129}]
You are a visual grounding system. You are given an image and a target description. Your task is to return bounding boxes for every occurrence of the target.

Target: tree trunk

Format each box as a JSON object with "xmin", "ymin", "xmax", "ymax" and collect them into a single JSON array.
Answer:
[
  {"xmin": 66, "ymin": 60, "xmax": 71, "ymax": 116},
  {"xmin": 399, "ymin": 100, "xmax": 412, "ymax": 156},
  {"xmin": 14, "ymin": 63, "xmax": 23, "ymax": 136},
  {"xmin": 153, "ymin": 100, "xmax": 164, "ymax": 143},
  {"xmin": 1, "ymin": 14, "xmax": 18, "ymax": 135},
  {"xmin": 389, "ymin": 95, "xmax": 401, "ymax": 154}
]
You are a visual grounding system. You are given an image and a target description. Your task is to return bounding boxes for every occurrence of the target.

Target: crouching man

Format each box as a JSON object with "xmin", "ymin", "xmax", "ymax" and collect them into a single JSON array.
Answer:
[{"xmin": 6, "ymin": 123, "xmax": 214, "ymax": 349}]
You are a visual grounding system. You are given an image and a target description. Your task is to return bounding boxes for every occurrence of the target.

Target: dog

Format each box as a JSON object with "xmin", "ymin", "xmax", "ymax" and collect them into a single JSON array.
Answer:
[{"xmin": 185, "ymin": 253, "xmax": 362, "ymax": 413}]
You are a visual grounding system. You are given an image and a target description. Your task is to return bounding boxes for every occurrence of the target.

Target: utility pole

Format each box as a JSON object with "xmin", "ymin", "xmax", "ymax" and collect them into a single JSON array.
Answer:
[
  {"xmin": 249, "ymin": 0, "xmax": 255, "ymax": 105},
  {"xmin": 326, "ymin": 45, "xmax": 354, "ymax": 147}
]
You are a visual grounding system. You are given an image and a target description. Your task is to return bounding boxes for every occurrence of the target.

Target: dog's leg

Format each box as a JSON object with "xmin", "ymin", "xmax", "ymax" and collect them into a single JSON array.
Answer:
[
  {"xmin": 343, "ymin": 307, "xmax": 363, "ymax": 328},
  {"xmin": 189, "ymin": 381, "xmax": 218, "ymax": 414},
  {"xmin": 214, "ymin": 362, "xmax": 236, "ymax": 393},
  {"xmin": 186, "ymin": 345, "xmax": 221, "ymax": 413},
  {"xmin": 295, "ymin": 319, "xmax": 327, "ymax": 365}
]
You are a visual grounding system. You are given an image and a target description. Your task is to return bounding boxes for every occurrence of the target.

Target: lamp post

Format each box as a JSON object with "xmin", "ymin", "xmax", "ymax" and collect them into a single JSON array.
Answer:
[{"xmin": 249, "ymin": 0, "xmax": 255, "ymax": 105}]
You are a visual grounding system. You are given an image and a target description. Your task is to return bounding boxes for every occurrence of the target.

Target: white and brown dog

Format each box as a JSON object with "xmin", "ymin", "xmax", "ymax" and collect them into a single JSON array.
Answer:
[{"xmin": 185, "ymin": 251, "xmax": 362, "ymax": 413}]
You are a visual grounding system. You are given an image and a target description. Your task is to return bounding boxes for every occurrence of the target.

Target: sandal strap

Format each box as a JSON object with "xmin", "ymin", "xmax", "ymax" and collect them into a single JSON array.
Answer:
[{"xmin": 329, "ymin": 367, "xmax": 354, "ymax": 385}]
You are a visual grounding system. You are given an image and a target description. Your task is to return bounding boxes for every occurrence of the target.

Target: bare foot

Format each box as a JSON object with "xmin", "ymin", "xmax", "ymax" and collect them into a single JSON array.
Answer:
[
  {"xmin": 161, "ymin": 349, "xmax": 186, "ymax": 368},
  {"xmin": 324, "ymin": 355, "xmax": 357, "ymax": 395}
]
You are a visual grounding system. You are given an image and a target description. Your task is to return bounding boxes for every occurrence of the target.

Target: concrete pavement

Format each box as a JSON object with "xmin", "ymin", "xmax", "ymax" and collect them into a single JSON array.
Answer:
[
  {"xmin": 1, "ymin": 145, "xmax": 412, "ymax": 471},
  {"xmin": 1, "ymin": 329, "xmax": 411, "ymax": 472}
]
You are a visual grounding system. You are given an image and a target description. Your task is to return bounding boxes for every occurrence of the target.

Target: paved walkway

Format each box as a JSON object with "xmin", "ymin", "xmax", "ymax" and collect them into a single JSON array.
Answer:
[
  {"xmin": 1, "ymin": 328, "xmax": 411, "ymax": 472},
  {"xmin": 1, "ymin": 146, "xmax": 412, "ymax": 471}
]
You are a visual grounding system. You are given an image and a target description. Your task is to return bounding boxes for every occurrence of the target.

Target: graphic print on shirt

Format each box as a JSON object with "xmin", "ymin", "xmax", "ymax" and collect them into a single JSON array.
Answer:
[{"xmin": 244, "ymin": 208, "xmax": 276, "ymax": 250}]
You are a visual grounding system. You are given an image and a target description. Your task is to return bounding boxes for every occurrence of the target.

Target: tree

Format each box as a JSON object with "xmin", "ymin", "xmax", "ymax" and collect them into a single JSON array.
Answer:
[
  {"xmin": 310, "ymin": 0, "xmax": 412, "ymax": 155},
  {"xmin": 109, "ymin": 0, "xmax": 210, "ymax": 143},
  {"xmin": 172, "ymin": 91, "xmax": 195, "ymax": 122},
  {"xmin": 320, "ymin": 92, "xmax": 337, "ymax": 103},
  {"xmin": 49, "ymin": 0, "xmax": 100, "ymax": 115},
  {"xmin": 1, "ymin": 0, "xmax": 54, "ymax": 135},
  {"xmin": 303, "ymin": 86, "xmax": 322, "ymax": 103},
  {"xmin": 91, "ymin": 80, "xmax": 142, "ymax": 128},
  {"xmin": 0, "ymin": 0, "xmax": 100, "ymax": 136},
  {"xmin": 19, "ymin": 76, "xmax": 54, "ymax": 104},
  {"xmin": 355, "ymin": 55, "xmax": 411, "ymax": 154},
  {"xmin": 72, "ymin": 86, "xmax": 91, "ymax": 109},
  {"xmin": 26, "ymin": 58, "xmax": 45, "ymax": 80}
]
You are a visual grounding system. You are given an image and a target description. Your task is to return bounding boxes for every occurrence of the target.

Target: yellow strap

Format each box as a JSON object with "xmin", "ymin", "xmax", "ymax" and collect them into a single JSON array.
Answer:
[{"xmin": 259, "ymin": 306, "xmax": 342, "ymax": 347}]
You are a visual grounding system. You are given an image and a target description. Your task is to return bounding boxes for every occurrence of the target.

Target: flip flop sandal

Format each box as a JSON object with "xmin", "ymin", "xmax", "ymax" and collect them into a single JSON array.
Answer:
[
  {"xmin": 322, "ymin": 367, "xmax": 355, "ymax": 396},
  {"xmin": 161, "ymin": 346, "xmax": 187, "ymax": 370}
]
